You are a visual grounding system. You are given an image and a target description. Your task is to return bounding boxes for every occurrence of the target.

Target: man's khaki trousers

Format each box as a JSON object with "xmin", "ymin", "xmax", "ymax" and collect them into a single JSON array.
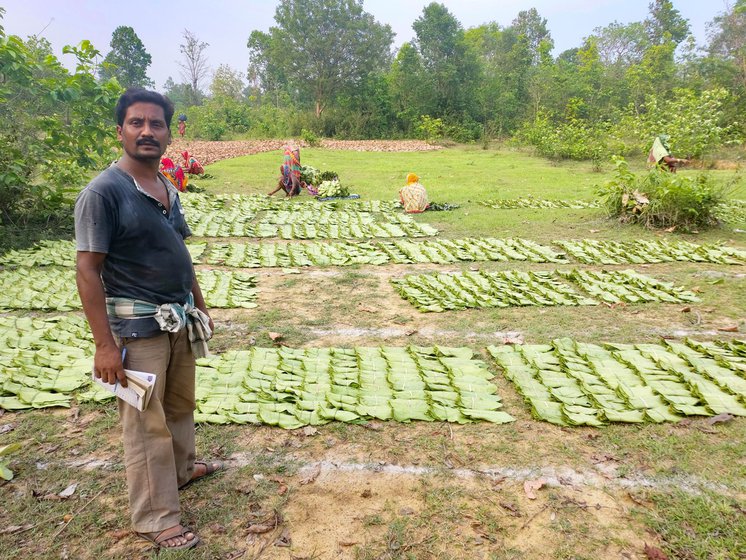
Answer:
[{"xmin": 117, "ymin": 329, "xmax": 196, "ymax": 533}]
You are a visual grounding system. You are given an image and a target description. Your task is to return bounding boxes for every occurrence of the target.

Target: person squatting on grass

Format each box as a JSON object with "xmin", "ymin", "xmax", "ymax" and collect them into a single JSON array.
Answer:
[
  {"xmin": 74, "ymin": 88, "xmax": 223, "ymax": 551},
  {"xmin": 268, "ymin": 145, "xmax": 303, "ymax": 197},
  {"xmin": 648, "ymin": 134, "xmax": 689, "ymax": 172},
  {"xmin": 399, "ymin": 172, "xmax": 429, "ymax": 213}
]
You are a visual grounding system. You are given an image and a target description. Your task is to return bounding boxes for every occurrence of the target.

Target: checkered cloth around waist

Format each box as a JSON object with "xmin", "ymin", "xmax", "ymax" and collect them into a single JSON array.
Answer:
[{"xmin": 106, "ymin": 293, "xmax": 212, "ymax": 358}]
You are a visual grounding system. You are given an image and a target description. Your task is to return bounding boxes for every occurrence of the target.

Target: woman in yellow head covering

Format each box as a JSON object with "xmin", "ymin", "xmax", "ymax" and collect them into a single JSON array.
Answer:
[{"xmin": 399, "ymin": 173, "xmax": 429, "ymax": 213}]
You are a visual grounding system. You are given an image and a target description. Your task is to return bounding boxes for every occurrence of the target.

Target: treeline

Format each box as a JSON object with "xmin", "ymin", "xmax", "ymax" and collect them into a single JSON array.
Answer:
[
  {"xmin": 167, "ymin": 0, "xmax": 745, "ymax": 162},
  {"xmin": 1, "ymin": 1, "xmax": 745, "ymax": 242}
]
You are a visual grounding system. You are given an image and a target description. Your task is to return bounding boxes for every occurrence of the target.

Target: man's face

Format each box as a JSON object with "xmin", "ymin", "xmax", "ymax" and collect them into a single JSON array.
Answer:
[{"xmin": 117, "ymin": 102, "xmax": 170, "ymax": 162}]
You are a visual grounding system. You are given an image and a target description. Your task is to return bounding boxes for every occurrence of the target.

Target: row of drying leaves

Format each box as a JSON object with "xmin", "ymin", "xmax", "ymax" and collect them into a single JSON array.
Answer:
[
  {"xmin": 0, "ymin": 264, "xmax": 698, "ymax": 314},
  {"xmin": 488, "ymin": 338, "xmax": 746, "ymax": 426},
  {"xmin": 0, "ymin": 314, "xmax": 512, "ymax": 425},
  {"xmin": 2, "ymin": 315, "xmax": 745, "ymax": 431},
  {"xmin": 480, "ymin": 197, "xmax": 746, "ymax": 223},
  {"xmin": 3, "ymin": 237, "xmax": 745, "ymax": 269},
  {"xmin": 0, "ymin": 269, "xmax": 257, "ymax": 312},
  {"xmin": 392, "ymin": 269, "xmax": 699, "ymax": 313},
  {"xmin": 185, "ymin": 210, "xmax": 438, "ymax": 239}
]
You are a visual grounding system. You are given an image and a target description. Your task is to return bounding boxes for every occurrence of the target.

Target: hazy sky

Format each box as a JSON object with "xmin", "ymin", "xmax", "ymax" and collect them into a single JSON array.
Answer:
[{"xmin": 2, "ymin": 0, "xmax": 731, "ymax": 91}]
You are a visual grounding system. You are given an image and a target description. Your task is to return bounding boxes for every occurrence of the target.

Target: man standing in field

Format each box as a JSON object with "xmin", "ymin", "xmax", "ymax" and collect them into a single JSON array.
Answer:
[{"xmin": 75, "ymin": 88, "xmax": 222, "ymax": 551}]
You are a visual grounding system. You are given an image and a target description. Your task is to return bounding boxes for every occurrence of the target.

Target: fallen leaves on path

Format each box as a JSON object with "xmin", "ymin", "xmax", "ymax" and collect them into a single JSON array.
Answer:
[
  {"xmin": 165, "ymin": 138, "xmax": 441, "ymax": 166},
  {"xmin": 523, "ymin": 478, "xmax": 546, "ymax": 500},
  {"xmin": 643, "ymin": 543, "xmax": 669, "ymax": 559}
]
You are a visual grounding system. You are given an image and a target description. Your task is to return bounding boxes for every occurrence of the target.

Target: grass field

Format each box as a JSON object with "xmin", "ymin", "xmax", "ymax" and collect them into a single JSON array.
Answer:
[{"xmin": 1, "ymin": 146, "xmax": 745, "ymax": 560}]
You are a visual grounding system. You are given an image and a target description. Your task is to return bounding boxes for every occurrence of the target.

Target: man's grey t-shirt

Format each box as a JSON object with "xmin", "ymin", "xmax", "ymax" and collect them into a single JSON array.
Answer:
[{"xmin": 74, "ymin": 165, "xmax": 194, "ymax": 338}]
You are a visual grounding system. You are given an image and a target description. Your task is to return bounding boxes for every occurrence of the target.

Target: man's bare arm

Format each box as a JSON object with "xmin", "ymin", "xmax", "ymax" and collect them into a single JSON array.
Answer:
[{"xmin": 76, "ymin": 251, "xmax": 127, "ymax": 387}]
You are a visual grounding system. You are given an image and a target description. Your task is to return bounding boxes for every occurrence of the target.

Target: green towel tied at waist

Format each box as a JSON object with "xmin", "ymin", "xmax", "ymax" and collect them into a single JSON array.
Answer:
[{"xmin": 106, "ymin": 293, "xmax": 212, "ymax": 358}]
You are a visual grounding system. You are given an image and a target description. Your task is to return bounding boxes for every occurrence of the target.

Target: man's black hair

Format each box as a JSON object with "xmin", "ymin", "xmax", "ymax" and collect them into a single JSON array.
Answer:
[{"xmin": 115, "ymin": 88, "xmax": 175, "ymax": 128}]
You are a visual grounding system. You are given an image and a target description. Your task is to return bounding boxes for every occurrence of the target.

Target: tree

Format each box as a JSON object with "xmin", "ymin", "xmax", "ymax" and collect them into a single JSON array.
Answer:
[
  {"xmin": 645, "ymin": 0, "xmax": 690, "ymax": 45},
  {"xmin": 248, "ymin": 0, "xmax": 394, "ymax": 118},
  {"xmin": 0, "ymin": 28, "xmax": 121, "ymax": 235},
  {"xmin": 465, "ymin": 23, "xmax": 531, "ymax": 134},
  {"xmin": 178, "ymin": 29, "xmax": 209, "ymax": 105},
  {"xmin": 707, "ymin": 0, "xmax": 746, "ymax": 92},
  {"xmin": 387, "ymin": 42, "xmax": 434, "ymax": 132},
  {"xmin": 592, "ymin": 21, "xmax": 650, "ymax": 67},
  {"xmin": 210, "ymin": 65, "xmax": 245, "ymax": 101},
  {"xmin": 162, "ymin": 77, "xmax": 193, "ymax": 106},
  {"xmin": 99, "ymin": 26, "xmax": 153, "ymax": 88},
  {"xmin": 510, "ymin": 7, "xmax": 554, "ymax": 65},
  {"xmin": 412, "ymin": 3, "xmax": 481, "ymax": 121}
]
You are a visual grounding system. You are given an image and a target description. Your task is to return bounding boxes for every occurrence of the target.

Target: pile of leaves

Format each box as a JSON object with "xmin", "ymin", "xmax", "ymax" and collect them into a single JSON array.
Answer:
[
  {"xmin": 555, "ymin": 239, "xmax": 746, "ymax": 265},
  {"xmin": 480, "ymin": 198, "xmax": 599, "ymax": 210},
  {"xmin": 392, "ymin": 269, "xmax": 698, "ymax": 313},
  {"xmin": 316, "ymin": 179, "xmax": 350, "ymax": 198},
  {"xmin": 165, "ymin": 139, "xmax": 287, "ymax": 166},
  {"xmin": 164, "ymin": 139, "xmax": 440, "ymax": 167},
  {"xmin": 299, "ymin": 165, "xmax": 319, "ymax": 185},
  {"xmin": 0, "ymin": 268, "xmax": 257, "ymax": 311},
  {"xmin": 1, "ymin": 239, "xmax": 77, "ymax": 267},
  {"xmin": 427, "ymin": 202, "xmax": 461, "ymax": 211},
  {"xmin": 596, "ymin": 157, "xmax": 728, "ymax": 230},
  {"xmin": 488, "ymin": 338, "xmax": 746, "ymax": 426},
  {"xmin": 193, "ymin": 345, "xmax": 513, "ymax": 427}
]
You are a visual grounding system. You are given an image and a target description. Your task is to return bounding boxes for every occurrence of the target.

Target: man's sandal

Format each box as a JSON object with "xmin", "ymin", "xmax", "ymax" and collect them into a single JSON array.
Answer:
[
  {"xmin": 138, "ymin": 524, "xmax": 200, "ymax": 551},
  {"xmin": 179, "ymin": 460, "xmax": 224, "ymax": 490}
]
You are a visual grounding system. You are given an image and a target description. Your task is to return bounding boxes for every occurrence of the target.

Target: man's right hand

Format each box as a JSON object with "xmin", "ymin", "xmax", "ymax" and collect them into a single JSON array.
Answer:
[{"xmin": 94, "ymin": 344, "xmax": 127, "ymax": 387}]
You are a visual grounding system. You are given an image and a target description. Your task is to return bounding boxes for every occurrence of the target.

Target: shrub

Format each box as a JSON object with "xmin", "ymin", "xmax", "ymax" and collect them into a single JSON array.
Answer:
[
  {"xmin": 0, "ymin": 34, "xmax": 121, "ymax": 234},
  {"xmin": 416, "ymin": 115, "xmax": 444, "ymax": 144},
  {"xmin": 301, "ymin": 128, "xmax": 320, "ymax": 147},
  {"xmin": 596, "ymin": 156, "xmax": 730, "ymax": 230},
  {"xmin": 516, "ymin": 111, "xmax": 611, "ymax": 164},
  {"xmin": 444, "ymin": 119, "xmax": 481, "ymax": 143}
]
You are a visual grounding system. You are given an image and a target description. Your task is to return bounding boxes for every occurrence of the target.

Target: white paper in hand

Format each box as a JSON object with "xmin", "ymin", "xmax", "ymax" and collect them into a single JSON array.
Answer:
[{"xmin": 92, "ymin": 369, "xmax": 156, "ymax": 411}]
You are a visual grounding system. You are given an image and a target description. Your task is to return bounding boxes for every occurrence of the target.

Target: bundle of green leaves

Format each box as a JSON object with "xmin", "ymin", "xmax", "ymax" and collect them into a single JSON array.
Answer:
[
  {"xmin": 596, "ymin": 156, "xmax": 731, "ymax": 230},
  {"xmin": 316, "ymin": 179, "xmax": 349, "ymax": 198},
  {"xmin": 300, "ymin": 165, "xmax": 319, "ymax": 185}
]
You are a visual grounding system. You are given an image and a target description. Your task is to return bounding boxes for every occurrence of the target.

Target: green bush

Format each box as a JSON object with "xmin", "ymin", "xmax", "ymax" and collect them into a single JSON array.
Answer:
[
  {"xmin": 596, "ymin": 156, "xmax": 730, "ymax": 230},
  {"xmin": 416, "ymin": 115, "xmax": 445, "ymax": 143},
  {"xmin": 0, "ymin": 34, "xmax": 121, "ymax": 229},
  {"xmin": 444, "ymin": 118, "xmax": 482, "ymax": 143},
  {"xmin": 301, "ymin": 128, "xmax": 320, "ymax": 147},
  {"xmin": 606, "ymin": 89, "xmax": 741, "ymax": 159},
  {"xmin": 516, "ymin": 111, "xmax": 611, "ymax": 164}
]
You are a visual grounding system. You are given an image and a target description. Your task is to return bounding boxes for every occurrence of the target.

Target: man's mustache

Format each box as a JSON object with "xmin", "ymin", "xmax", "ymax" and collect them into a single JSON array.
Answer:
[{"xmin": 136, "ymin": 139, "xmax": 160, "ymax": 147}]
